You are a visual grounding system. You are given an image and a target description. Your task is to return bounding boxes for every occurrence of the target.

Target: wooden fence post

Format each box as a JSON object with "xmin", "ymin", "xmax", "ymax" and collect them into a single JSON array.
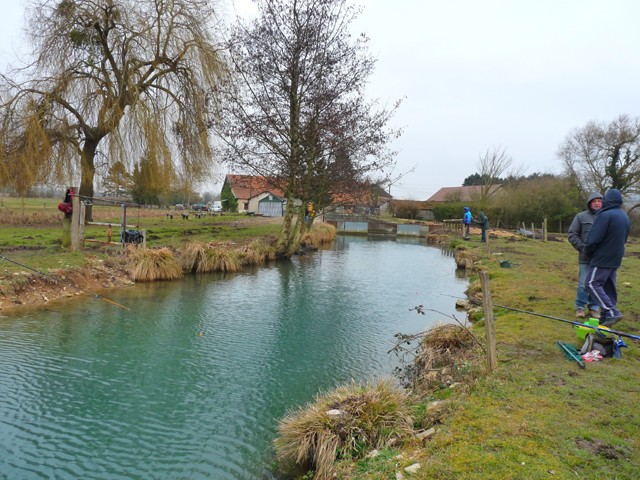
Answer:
[
  {"xmin": 543, "ymin": 218, "xmax": 548, "ymax": 241},
  {"xmin": 62, "ymin": 216, "xmax": 72, "ymax": 249},
  {"xmin": 71, "ymin": 195, "xmax": 84, "ymax": 251},
  {"xmin": 479, "ymin": 270, "xmax": 497, "ymax": 372}
]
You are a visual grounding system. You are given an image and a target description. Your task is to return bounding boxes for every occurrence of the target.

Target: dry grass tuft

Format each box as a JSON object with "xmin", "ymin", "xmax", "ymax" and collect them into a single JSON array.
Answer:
[
  {"xmin": 414, "ymin": 323, "xmax": 481, "ymax": 390},
  {"xmin": 180, "ymin": 243, "xmax": 207, "ymax": 272},
  {"xmin": 274, "ymin": 379, "xmax": 412, "ymax": 480},
  {"xmin": 454, "ymin": 248, "xmax": 476, "ymax": 269},
  {"xmin": 301, "ymin": 223, "xmax": 337, "ymax": 248},
  {"xmin": 241, "ymin": 239, "xmax": 277, "ymax": 265},
  {"xmin": 130, "ymin": 247, "xmax": 183, "ymax": 282},
  {"xmin": 197, "ymin": 245, "xmax": 242, "ymax": 273},
  {"xmin": 182, "ymin": 240, "xmax": 275, "ymax": 272}
]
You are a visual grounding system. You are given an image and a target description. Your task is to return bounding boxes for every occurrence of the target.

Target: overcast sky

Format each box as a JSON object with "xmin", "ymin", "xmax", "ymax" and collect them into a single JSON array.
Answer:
[{"xmin": 3, "ymin": 1, "xmax": 640, "ymax": 200}]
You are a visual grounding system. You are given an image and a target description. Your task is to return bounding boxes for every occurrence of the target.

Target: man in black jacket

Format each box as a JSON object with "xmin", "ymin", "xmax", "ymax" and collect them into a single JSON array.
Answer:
[
  {"xmin": 567, "ymin": 192, "xmax": 602, "ymax": 318},
  {"xmin": 584, "ymin": 189, "xmax": 630, "ymax": 326}
]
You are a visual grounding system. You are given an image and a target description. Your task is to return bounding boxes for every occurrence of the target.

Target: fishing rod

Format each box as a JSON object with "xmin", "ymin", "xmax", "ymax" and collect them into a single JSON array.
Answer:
[
  {"xmin": 0, "ymin": 255, "xmax": 59, "ymax": 281},
  {"xmin": 488, "ymin": 303, "xmax": 640, "ymax": 341},
  {"xmin": 441, "ymin": 294, "xmax": 640, "ymax": 342},
  {"xmin": 0, "ymin": 254, "xmax": 130, "ymax": 311}
]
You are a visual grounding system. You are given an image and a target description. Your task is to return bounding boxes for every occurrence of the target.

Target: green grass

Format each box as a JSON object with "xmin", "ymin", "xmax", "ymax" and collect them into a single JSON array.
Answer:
[
  {"xmin": 0, "ymin": 195, "xmax": 282, "ymax": 274},
  {"xmin": 338, "ymin": 234, "xmax": 640, "ymax": 479}
]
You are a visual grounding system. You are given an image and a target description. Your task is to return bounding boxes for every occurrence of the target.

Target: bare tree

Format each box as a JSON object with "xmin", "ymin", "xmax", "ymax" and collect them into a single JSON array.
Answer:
[
  {"xmin": 215, "ymin": 0, "xmax": 401, "ymax": 255},
  {"xmin": 473, "ymin": 146, "xmax": 514, "ymax": 206},
  {"xmin": 558, "ymin": 114, "xmax": 640, "ymax": 195},
  {"xmin": 0, "ymin": 0, "xmax": 225, "ymax": 220}
]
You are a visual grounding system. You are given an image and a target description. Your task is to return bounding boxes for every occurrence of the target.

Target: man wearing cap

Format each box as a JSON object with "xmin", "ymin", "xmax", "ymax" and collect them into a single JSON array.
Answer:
[
  {"xmin": 584, "ymin": 188, "xmax": 630, "ymax": 326},
  {"xmin": 568, "ymin": 192, "xmax": 602, "ymax": 318}
]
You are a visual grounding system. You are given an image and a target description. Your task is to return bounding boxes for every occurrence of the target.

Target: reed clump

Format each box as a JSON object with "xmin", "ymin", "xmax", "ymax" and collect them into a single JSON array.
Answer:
[
  {"xmin": 274, "ymin": 379, "xmax": 412, "ymax": 480},
  {"xmin": 300, "ymin": 223, "xmax": 337, "ymax": 249},
  {"xmin": 180, "ymin": 242, "xmax": 207, "ymax": 272},
  {"xmin": 198, "ymin": 245, "xmax": 243, "ymax": 273},
  {"xmin": 129, "ymin": 247, "xmax": 183, "ymax": 282},
  {"xmin": 181, "ymin": 240, "xmax": 276, "ymax": 272},
  {"xmin": 241, "ymin": 239, "xmax": 277, "ymax": 265}
]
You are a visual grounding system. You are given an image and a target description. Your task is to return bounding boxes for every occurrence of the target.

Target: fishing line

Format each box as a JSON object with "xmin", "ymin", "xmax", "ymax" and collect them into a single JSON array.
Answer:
[{"xmin": 440, "ymin": 293, "xmax": 640, "ymax": 342}]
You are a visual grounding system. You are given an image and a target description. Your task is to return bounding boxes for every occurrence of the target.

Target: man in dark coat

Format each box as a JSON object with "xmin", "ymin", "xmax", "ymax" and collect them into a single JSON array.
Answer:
[
  {"xmin": 584, "ymin": 188, "xmax": 630, "ymax": 326},
  {"xmin": 476, "ymin": 210, "xmax": 490, "ymax": 242},
  {"xmin": 567, "ymin": 192, "xmax": 602, "ymax": 318}
]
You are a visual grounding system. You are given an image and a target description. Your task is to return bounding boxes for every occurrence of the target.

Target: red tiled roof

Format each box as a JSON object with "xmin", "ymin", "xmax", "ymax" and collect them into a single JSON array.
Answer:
[
  {"xmin": 426, "ymin": 185, "xmax": 502, "ymax": 203},
  {"xmin": 225, "ymin": 174, "xmax": 285, "ymax": 200},
  {"xmin": 332, "ymin": 185, "xmax": 391, "ymax": 207}
]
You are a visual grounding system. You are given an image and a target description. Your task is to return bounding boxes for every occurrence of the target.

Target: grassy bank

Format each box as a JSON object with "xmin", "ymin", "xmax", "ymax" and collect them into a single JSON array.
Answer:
[
  {"xmin": 282, "ymin": 233, "xmax": 640, "ymax": 479},
  {"xmin": 0, "ymin": 196, "xmax": 283, "ymax": 274}
]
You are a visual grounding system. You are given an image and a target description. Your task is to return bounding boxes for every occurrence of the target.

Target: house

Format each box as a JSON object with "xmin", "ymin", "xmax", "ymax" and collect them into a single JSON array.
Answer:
[
  {"xmin": 222, "ymin": 174, "xmax": 289, "ymax": 216},
  {"xmin": 223, "ymin": 174, "xmax": 390, "ymax": 217},
  {"xmin": 426, "ymin": 184, "xmax": 502, "ymax": 203},
  {"xmin": 330, "ymin": 184, "xmax": 393, "ymax": 215}
]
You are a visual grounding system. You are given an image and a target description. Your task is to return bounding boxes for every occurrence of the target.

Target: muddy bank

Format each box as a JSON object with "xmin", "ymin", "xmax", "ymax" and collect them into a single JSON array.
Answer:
[{"xmin": 0, "ymin": 256, "xmax": 133, "ymax": 313}]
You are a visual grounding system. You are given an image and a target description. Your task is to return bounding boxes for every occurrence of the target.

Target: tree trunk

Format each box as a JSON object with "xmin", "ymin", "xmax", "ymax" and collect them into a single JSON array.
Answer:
[
  {"xmin": 277, "ymin": 189, "xmax": 296, "ymax": 256},
  {"xmin": 286, "ymin": 211, "xmax": 305, "ymax": 257},
  {"xmin": 79, "ymin": 139, "xmax": 98, "ymax": 222}
]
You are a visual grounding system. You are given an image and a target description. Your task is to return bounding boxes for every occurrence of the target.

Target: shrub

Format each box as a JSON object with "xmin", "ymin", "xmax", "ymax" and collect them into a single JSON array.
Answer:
[
  {"xmin": 274, "ymin": 379, "xmax": 412, "ymax": 480},
  {"xmin": 199, "ymin": 246, "xmax": 242, "ymax": 273},
  {"xmin": 241, "ymin": 239, "xmax": 277, "ymax": 265},
  {"xmin": 301, "ymin": 223, "xmax": 336, "ymax": 248},
  {"xmin": 130, "ymin": 247, "xmax": 183, "ymax": 281},
  {"xmin": 180, "ymin": 242, "xmax": 207, "ymax": 272}
]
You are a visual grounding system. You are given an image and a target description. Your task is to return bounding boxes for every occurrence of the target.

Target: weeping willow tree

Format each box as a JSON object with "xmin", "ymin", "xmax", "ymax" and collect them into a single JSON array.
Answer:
[{"xmin": 0, "ymin": 0, "xmax": 225, "ymax": 220}]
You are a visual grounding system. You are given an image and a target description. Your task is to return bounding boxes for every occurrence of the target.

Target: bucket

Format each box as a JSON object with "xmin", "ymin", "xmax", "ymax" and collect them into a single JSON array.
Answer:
[
  {"xmin": 574, "ymin": 318, "xmax": 612, "ymax": 342},
  {"xmin": 499, "ymin": 260, "xmax": 512, "ymax": 268}
]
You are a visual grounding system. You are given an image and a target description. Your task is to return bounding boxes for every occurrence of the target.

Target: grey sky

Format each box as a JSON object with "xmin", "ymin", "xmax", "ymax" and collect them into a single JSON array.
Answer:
[{"xmin": 3, "ymin": 1, "xmax": 640, "ymax": 200}]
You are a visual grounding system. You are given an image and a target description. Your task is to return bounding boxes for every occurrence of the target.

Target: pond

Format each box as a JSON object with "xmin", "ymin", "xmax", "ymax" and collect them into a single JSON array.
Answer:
[{"xmin": 0, "ymin": 236, "xmax": 467, "ymax": 479}]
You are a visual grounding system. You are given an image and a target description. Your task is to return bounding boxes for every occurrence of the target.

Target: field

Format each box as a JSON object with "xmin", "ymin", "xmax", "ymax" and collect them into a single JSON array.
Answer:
[{"xmin": 0, "ymin": 196, "xmax": 283, "ymax": 274}]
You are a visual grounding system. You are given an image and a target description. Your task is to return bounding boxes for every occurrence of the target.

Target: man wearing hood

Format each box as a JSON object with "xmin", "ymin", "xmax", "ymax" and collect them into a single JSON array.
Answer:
[
  {"xmin": 568, "ymin": 192, "xmax": 603, "ymax": 318},
  {"xmin": 462, "ymin": 207, "xmax": 473, "ymax": 240},
  {"xmin": 584, "ymin": 188, "xmax": 630, "ymax": 326}
]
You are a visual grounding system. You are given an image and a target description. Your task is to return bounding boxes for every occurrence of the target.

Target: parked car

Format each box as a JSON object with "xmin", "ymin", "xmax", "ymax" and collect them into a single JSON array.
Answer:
[
  {"xmin": 209, "ymin": 204, "xmax": 222, "ymax": 212},
  {"xmin": 175, "ymin": 204, "xmax": 185, "ymax": 210},
  {"xmin": 192, "ymin": 203, "xmax": 207, "ymax": 211}
]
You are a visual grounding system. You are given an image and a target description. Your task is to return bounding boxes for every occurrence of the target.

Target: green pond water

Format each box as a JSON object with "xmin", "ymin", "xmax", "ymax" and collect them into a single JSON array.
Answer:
[{"xmin": 0, "ymin": 236, "xmax": 467, "ymax": 479}]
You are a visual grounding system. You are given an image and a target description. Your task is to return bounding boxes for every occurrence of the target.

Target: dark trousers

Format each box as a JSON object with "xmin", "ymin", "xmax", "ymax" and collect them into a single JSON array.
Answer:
[{"xmin": 585, "ymin": 265, "xmax": 618, "ymax": 315}]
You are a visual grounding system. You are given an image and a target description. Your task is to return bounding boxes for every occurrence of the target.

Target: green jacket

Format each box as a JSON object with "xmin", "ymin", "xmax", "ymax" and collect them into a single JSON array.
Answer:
[{"xmin": 476, "ymin": 212, "xmax": 490, "ymax": 229}]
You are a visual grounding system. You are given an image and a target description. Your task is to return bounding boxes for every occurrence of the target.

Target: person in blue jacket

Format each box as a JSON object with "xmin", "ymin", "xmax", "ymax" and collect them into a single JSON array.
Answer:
[
  {"xmin": 584, "ymin": 188, "xmax": 630, "ymax": 326},
  {"xmin": 462, "ymin": 207, "xmax": 473, "ymax": 240}
]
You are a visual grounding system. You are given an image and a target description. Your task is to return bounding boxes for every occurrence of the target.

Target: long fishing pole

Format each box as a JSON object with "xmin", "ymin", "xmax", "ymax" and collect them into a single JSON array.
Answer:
[
  {"xmin": 488, "ymin": 303, "xmax": 640, "ymax": 341},
  {"xmin": 441, "ymin": 294, "xmax": 640, "ymax": 342},
  {"xmin": 0, "ymin": 255, "xmax": 59, "ymax": 280},
  {"xmin": 0, "ymin": 254, "xmax": 130, "ymax": 311}
]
